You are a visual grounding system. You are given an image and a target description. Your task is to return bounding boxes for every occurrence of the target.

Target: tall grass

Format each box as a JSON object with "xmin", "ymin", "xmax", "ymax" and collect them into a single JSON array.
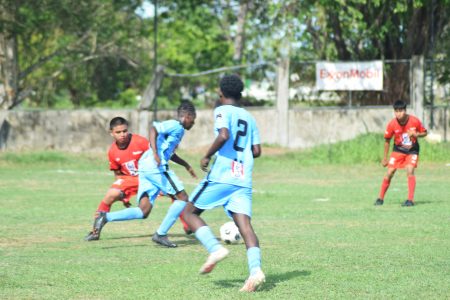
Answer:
[{"xmin": 264, "ymin": 133, "xmax": 449, "ymax": 166}]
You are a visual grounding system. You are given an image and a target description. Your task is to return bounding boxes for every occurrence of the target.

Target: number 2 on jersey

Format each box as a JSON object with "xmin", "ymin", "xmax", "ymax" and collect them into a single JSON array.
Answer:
[{"xmin": 233, "ymin": 119, "xmax": 248, "ymax": 152}]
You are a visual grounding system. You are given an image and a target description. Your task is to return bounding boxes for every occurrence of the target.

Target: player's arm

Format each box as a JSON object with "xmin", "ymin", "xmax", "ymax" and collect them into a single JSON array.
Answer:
[
  {"xmin": 408, "ymin": 129, "xmax": 428, "ymax": 139},
  {"xmin": 149, "ymin": 126, "xmax": 161, "ymax": 166},
  {"xmin": 171, "ymin": 153, "xmax": 197, "ymax": 178},
  {"xmin": 201, "ymin": 127, "xmax": 229, "ymax": 172},
  {"xmin": 381, "ymin": 138, "xmax": 391, "ymax": 167},
  {"xmin": 252, "ymin": 144, "xmax": 261, "ymax": 158}
]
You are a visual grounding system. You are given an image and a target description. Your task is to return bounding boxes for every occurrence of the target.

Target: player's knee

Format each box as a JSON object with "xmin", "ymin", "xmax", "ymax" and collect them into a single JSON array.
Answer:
[
  {"xmin": 140, "ymin": 206, "xmax": 151, "ymax": 218},
  {"xmin": 176, "ymin": 191, "xmax": 189, "ymax": 201}
]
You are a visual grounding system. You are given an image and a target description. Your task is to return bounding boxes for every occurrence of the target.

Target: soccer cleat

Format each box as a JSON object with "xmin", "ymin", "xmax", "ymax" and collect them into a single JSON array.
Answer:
[
  {"xmin": 374, "ymin": 198, "xmax": 384, "ymax": 206},
  {"xmin": 84, "ymin": 230, "xmax": 100, "ymax": 241},
  {"xmin": 401, "ymin": 200, "xmax": 414, "ymax": 207},
  {"xmin": 152, "ymin": 233, "xmax": 177, "ymax": 248},
  {"xmin": 240, "ymin": 269, "xmax": 266, "ymax": 292},
  {"xmin": 199, "ymin": 246, "xmax": 229, "ymax": 274},
  {"xmin": 84, "ymin": 212, "xmax": 108, "ymax": 241}
]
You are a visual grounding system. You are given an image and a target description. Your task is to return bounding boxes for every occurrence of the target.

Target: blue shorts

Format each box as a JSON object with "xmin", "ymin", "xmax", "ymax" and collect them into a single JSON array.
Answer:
[
  {"xmin": 137, "ymin": 170, "xmax": 184, "ymax": 205},
  {"xmin": 190, "ymin": 179, "xmax": 252, "ymax": 218}
]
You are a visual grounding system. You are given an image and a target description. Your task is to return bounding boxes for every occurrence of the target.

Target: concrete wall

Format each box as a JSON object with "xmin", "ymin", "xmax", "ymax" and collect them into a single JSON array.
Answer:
[{"xmin": 0, "ymin": 106, "xmax": 448, "ymax": 152}]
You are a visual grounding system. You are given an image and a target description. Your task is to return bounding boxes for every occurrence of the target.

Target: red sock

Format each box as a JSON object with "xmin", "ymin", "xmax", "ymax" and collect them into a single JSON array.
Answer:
[
  {"xmin": 97, "ymin": 201, "xmax": 111, "ymax": 212},
  {"xmin": 378, "ymin": 178, "xmax": 390, "ymax": 200},
  {"xmin": 408, "ymin": 175, "xmax": 416, "ymax": 201},
  {"xmin": 179, "ymin": 210, "xmax": 189, "ymax": 231}
]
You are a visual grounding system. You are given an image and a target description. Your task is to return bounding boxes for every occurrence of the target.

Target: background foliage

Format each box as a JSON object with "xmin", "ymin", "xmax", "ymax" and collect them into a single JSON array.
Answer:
[{"xmin": 1, "ymin": 0, "xmax": 449, "ymax": 109}]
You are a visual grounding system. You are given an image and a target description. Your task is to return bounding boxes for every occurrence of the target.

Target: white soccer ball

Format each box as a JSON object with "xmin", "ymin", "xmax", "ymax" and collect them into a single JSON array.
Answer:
[{"xmin": 220, "ymin": 221, "xmax": 242, "ymax": 244}]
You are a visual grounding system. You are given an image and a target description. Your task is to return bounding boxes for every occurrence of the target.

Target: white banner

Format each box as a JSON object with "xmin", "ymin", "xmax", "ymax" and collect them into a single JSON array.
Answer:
[{"xmin": 316, "ymin": 61, "xmax": 383, "ymax": 91}]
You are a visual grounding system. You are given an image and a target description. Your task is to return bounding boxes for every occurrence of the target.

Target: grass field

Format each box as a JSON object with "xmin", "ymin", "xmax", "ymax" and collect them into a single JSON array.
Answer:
[{"xmin": 1, "ymin": 136, "xmax": 449, "ymax": 299}]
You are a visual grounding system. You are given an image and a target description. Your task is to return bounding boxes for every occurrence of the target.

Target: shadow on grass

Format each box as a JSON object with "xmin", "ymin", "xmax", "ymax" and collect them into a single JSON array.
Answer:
[
  {"xmin": 98, "ymin": 233, "xmax": 198, "ymax": 248},
  {"xmin": 214, "ymin": 269, "xmax": 311, "ymax": 292}
]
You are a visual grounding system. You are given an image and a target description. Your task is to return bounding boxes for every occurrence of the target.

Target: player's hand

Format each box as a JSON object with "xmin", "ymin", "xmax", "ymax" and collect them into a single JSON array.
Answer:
[
  {"xmin": 381, "ymin": 158, "xmax": 388, "ymax": 167},
  {"xmin": 200, "ymin": 157, "xmax": 211, "ymax": 172},
  {"xmin": 407, "ymin": 129, "xmax": 417, "ymax": 138},
  {"xmin": 186, "ymin": 166, "xmax": 198, "ymax": 179},
  {"xmin": 122, "ymin": 200, "xmax": 132, "ymax": 208}
]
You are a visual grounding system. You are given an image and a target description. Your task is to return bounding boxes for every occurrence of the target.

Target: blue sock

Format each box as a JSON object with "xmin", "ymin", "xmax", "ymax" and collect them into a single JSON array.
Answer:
[
  {"xmin": 106, "ymin": 207, "xmax": 144, "ymax": 222},
  {"xmin": 195, "ymin": 226, "xmax": 221, "ymax": 253},
  {"xmin": 247, "ymin": 247, "xmax": 262, "ymax": 275},
  {"xmin": 156, "ymin": 200, "xmax": 186, "ymax": 236}
]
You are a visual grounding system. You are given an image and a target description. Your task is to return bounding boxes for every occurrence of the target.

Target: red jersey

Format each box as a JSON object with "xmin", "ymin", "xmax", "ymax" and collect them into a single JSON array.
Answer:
[
  {"xmin": 384, "ymin": 115, "xmax": 426, "ymax": 154},
  {"xmin": 108, "ymin": 134, "xmax": 149, "ymax": 176}
]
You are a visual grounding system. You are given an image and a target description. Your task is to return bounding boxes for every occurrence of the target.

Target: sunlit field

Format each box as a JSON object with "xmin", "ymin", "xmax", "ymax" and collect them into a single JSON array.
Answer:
[{"xmin": 1, "ymin": 136, "xmax": 449, "ymax": 299}]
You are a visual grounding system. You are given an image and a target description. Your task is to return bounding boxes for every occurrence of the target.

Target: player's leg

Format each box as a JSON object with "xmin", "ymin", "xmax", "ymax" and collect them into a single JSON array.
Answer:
[
  {"xmin": 402, "ymin": 155, "xmax": 418, "ymax": 206},
  {"xmin": 186, "ymin": 202, "xmax": 228, "ymax": 274},
  {"xmin": 152, "ymin": 191, "xmax": 188, "ymax": 248},
  {"xmin": 151, "ymin": 171, "xmax": 187, "ymax": 247},
  {"xmin": 85, "ymin": 174, "xmax": 156, "ymax": 241},
  {"xmin": 232, "ymin": 213, "xmax": 265, "ymax": 292},
  {"xmin": 106, "ymin": 189, "xmax": 154, "ymax": 222},
  {"xmin": 226, "ymin": 186, "xmax": 265, "ymax": 292},
  {"xmin": 96, "ymin": 188, "xmax": 123, "ymax": 213},
  {"xmin": 375, "ymin": 167, "xmax": 397, "ymax": 205},
  {"xmin": 84, "ymin": 188, "xmax": 122, "ymax": 241},
  {"xmin": 85, "ymin": 192, "xmax": 154, "ymax": 242},
  {"xmin": 183, "ymin": 201, "xmax": 207, "ymax": 233},
  {"xmin": 183, "ymin": 181, "xmax": 229, "ymax": 274},
  {"xmin": 178, "ymin": 208, "xmax": 192, "ymax": 234}
]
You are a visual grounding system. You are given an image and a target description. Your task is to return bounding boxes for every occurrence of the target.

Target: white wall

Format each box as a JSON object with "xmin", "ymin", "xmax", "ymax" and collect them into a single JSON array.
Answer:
[{"xmin": 0, "ymin": 106, "xmax": 447, "ymax": 152}]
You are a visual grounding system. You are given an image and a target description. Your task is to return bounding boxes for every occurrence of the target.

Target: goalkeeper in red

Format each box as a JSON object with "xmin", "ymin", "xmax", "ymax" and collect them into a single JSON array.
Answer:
[{"xmin": 375, "ymin": 100, "xmax": 427, "ymax": 207}]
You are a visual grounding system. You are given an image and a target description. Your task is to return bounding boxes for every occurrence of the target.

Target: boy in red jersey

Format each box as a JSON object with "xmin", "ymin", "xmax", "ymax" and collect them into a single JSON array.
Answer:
[
  {"xmin": 84, "ymin": 117, "xmax": 192, "ymax": 241},
  {"xmin": 84, "ymin": 117, "xmax": 149, "ymax": 241},
  {"xmin": 375, "ymin": 100, "xmax": 427, "ymax": 207}
]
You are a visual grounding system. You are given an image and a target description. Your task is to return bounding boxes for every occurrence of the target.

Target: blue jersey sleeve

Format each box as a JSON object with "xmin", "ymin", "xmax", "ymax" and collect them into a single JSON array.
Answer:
[{"xmin": 139, "ymin": 120, "xmax": 184, "ymax": 172}]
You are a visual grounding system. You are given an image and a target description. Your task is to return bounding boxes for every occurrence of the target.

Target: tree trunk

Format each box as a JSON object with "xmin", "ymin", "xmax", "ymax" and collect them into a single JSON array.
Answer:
[
  {"xmin": 0, "ymin": 2, "xmax": 19, "ymax": 110},
  {"xmin": 233, "ymin": 1, "xmax": 250, "ymax": 63}
]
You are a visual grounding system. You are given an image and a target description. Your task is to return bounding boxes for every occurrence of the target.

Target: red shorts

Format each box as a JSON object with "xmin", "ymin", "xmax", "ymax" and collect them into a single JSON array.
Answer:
[
  {"xmin": 388, "ymin": 152, "xmax": 419, "ymax": 169},
  {"xmin": 110, "ymin": 176, "xmax": 139, "ymax": 203}
]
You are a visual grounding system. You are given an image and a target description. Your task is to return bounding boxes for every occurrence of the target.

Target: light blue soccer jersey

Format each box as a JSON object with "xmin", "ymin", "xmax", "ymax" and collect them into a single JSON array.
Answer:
[
  {"xmin": 139, "ymin": 120, "xmax": 185, "ymax": 173},
  {"xmin": 207, "ymin": 105, "xmax": 260, "ymax": 188}
]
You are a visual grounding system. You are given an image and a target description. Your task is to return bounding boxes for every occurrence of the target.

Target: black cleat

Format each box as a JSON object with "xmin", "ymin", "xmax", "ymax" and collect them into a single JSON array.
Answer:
[
  {"xmin": 85, "ymin": 212, "xmax": 108, "ymax": 241},
  {"xmin": 374, "ymin": 198, "xmax": 384, "ymax": 206},
  {"xmin": 152, "ymin": 233, "xmax": 177, "ymax": 248},
  {"xmin": 401, "ymin": 200, "xmax": 414, "ymax": 207},
  {"xmin": 84, "ymin": 230, "xmax": 100, "ymax": 241}
]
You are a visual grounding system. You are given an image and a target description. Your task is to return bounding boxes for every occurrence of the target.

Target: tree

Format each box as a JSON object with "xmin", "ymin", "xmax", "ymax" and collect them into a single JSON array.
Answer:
[
  {"xmin": 302, "ymin": 0, "xmax": 450, "ymax": 104},
  {"xmin": 0, "ymin": 0, "xmax": 151, "ymax": 109}
]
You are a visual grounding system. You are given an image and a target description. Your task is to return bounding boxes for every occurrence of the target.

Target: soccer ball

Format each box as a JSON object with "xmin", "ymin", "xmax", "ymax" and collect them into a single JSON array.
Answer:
[{"xmin": 220, "ymin": 221, "xmax": 241, "ymax": 244}]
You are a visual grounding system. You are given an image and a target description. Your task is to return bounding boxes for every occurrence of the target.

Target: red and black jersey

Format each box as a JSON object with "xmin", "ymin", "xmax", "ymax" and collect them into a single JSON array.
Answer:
[
  {"xmin": 384, "ymin": 115, "xmax": 427, "ymax": 154},
  {"xmin": 108, "ymin": 134, "xmax": 149, "ymax": 176}
]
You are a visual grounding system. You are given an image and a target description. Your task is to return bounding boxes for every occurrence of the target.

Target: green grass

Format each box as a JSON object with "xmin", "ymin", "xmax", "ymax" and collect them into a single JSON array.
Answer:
[{"xmin": 1, "ymin": 135, "xmax": 449, "ymax": 299}]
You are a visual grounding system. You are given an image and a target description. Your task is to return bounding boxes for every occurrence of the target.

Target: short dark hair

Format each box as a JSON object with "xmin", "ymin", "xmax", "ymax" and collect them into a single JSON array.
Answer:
[
  {"xmin": 220, "ymin": 74, "xmax": 244, "ymax": 100},
  {"xmin": 393, "ymin": 100, "xmax": 407, "ymax": 109},
  {"xmin": 109, "ymin": 117, "xmax": 128, "ymax": 130},
  {"xmin": 177, "ymin": 100, "xmax": 196, "ymax": 117}
]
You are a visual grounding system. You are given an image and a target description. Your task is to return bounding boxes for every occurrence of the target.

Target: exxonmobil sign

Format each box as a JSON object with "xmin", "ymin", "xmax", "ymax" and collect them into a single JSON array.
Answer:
[{"xmin": 316, "ymin": 61, "xmax": 383, "ymax": 91}]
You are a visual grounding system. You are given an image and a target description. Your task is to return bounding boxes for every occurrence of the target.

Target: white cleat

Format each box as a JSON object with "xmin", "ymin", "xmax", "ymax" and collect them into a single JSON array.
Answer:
[
  {"xmin": 240, "ymin": 269, "xmax": 266, "ymax": 292},
  {"xmin": 199, "ymin": 246, "xmax": 229, "ymax": 274}
]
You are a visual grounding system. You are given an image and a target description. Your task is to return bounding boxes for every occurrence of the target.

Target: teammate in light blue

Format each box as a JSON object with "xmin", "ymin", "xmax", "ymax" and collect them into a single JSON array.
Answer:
[
  {"xmin": 183, "ymin": 75, "xmax": 265, "ymax": 292},
  {"xmin": 90, "ymin": 101, "xmax": 197, "ymax": 247}
]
